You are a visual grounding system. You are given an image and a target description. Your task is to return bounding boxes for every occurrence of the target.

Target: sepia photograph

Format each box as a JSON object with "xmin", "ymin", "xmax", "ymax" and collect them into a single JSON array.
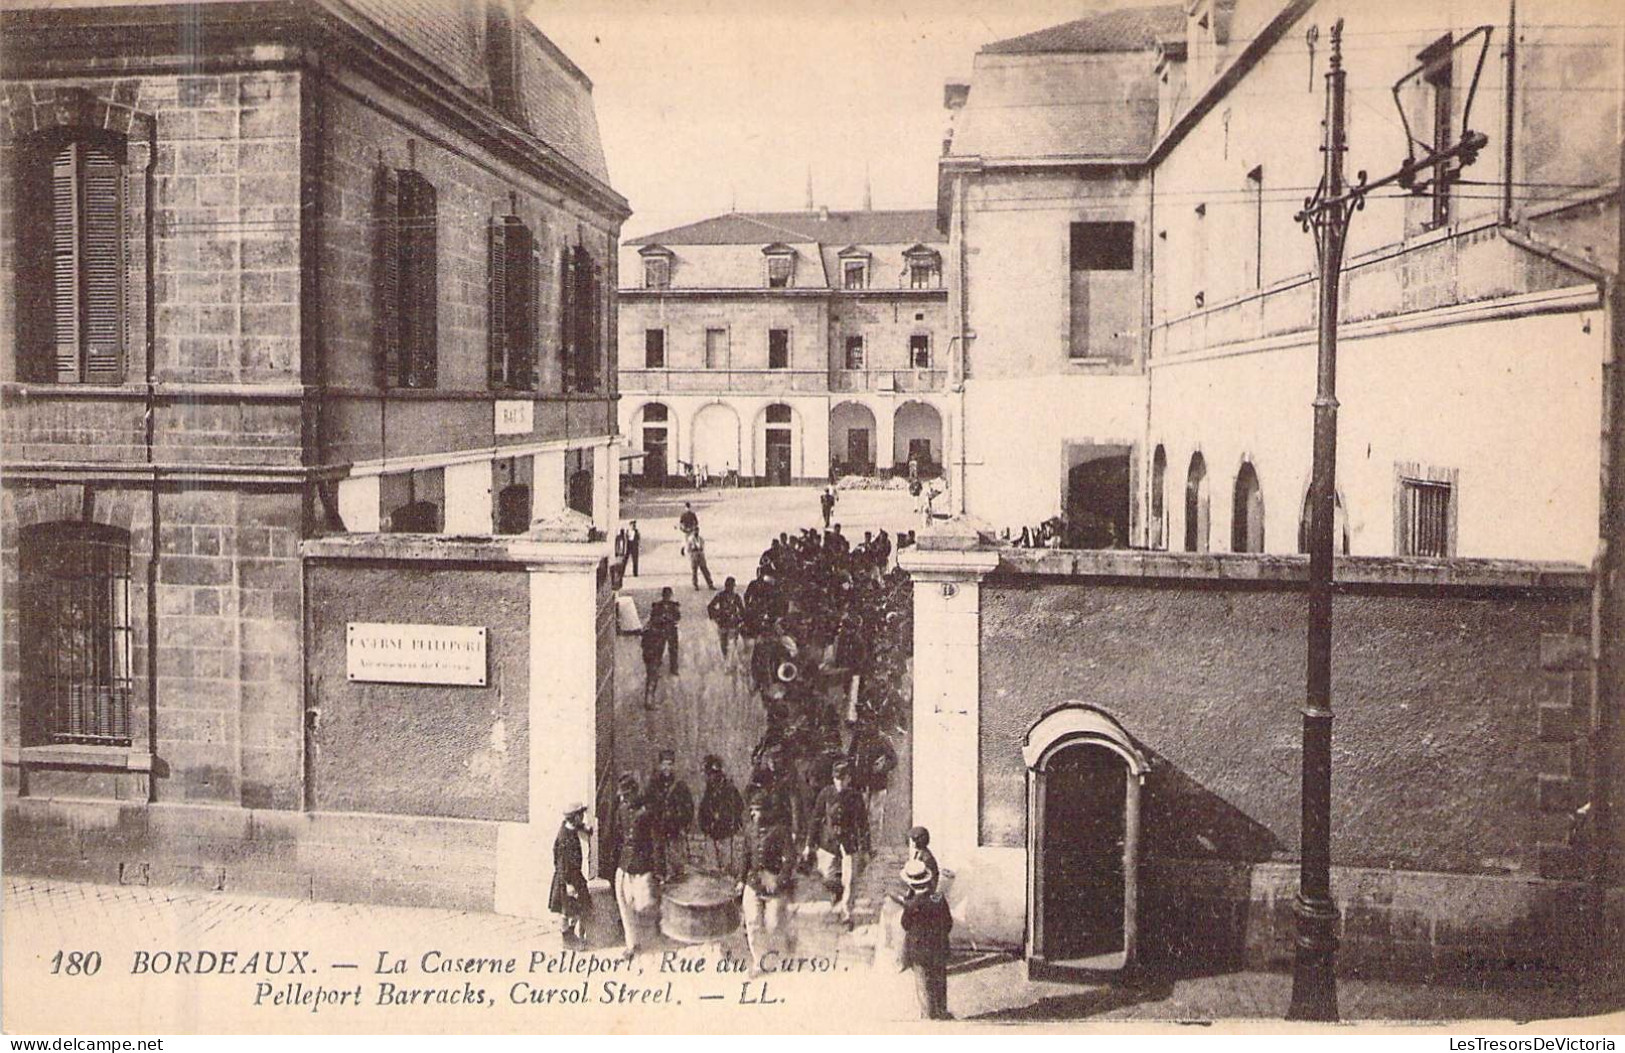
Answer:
[{"xmin": 1, "ymin": 0, "xmax": 1622, "ymax": 1037}]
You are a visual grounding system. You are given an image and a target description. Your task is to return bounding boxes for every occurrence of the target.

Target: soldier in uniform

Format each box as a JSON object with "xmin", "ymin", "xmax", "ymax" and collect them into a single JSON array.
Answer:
[
  {"xmin": 736, "ymin": 790, "xmax": 796, "ymax": 974},
  {"xmin": 610, "ymin": 774, "xmax": 659, "ymax": 959},
  {"xmin": 647, "ymin": 749, "xmax": 694, "ymax": 880},
  {"xmin": 697, "ymin": 754, "xmax": 744, "ymax": 870},
  {"xmin": 805, "ymin": 760, "xmax": 870, "ymax": 927}
]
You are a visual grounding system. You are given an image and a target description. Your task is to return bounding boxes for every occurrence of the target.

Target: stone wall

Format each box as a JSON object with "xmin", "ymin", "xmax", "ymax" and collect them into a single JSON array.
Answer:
[
  {"xmin": 304, "ymin": 562, "xmax": 532, "ymax": 822},
  {"xmin": 903, "ymin": 543, "xmax": 1611, "ymax": 972}
]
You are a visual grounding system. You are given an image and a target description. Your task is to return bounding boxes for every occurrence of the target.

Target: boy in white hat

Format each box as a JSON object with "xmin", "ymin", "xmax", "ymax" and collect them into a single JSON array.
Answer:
[{"xmin": 899, "ymin": 857, "xmax": 953, "ymax": 1020}]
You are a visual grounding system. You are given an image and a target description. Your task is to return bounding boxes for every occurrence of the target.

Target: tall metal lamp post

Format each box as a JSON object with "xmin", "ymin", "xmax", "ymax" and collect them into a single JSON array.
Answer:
[{"xmin": 1286, "ymin": 19, "xmax": 1489, "ymax": 1021}]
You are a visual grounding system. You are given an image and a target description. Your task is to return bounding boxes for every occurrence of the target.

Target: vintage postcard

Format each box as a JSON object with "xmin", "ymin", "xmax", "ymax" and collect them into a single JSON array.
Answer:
[{"xmin": 2, "ymin": 0, "xmax": 1623, "ymax": 1037}]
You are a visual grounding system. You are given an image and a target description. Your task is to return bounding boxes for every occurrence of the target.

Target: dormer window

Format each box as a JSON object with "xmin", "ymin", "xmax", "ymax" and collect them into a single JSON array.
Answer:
[
  {"xmin": 837, "ymin": 245, "xmax": 871, "ymax": 290},
  {"xmin": 639, "ymin": 244, "xmax": 673, "ymax": 290},
  {"xmin": 902, "ymin": 245, "xmax": 943, "ymax": 289},
  {"xmin": 763, "ymin": 243, "xmax": 796, "ymax": 288}
]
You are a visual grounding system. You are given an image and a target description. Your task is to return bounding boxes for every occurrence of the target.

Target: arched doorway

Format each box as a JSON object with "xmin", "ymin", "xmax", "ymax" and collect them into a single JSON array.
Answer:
[
  {"xmin": 1066, "ymin": 444, "xmax": 1131, "ymax": 548},
  {"xmin": 1184, "ymin": 452, "xmax": 1209, "ymax": 553},
  {"xmin": 635, "ymin": 403, "xmax": 673, "ymax": 485},
  {"xmin": 893, "ymin": 401, "xmax": 942, "ymax": 477},
  {"xmin": 1024, "ymin": 705, "xmax": 1149, "ymax": 980},
  {"xmin": 830, "ymin": 401, "xmax": 877, "ymax": 476},
  {"xmin": 1231, "ymin": 461, "xmax": 1265, "ymax": 552},
  {"xmin": 761, "ymin": 403, "xmax": 795, "ymax": 485},
  {"xmin": 691, "ymin": 402, "xmax": 741, "ymax": 478}
]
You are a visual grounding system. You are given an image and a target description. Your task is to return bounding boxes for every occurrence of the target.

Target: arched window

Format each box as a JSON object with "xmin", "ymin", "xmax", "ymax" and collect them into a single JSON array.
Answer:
[
  {"xmin": 20, "ymin": 522, "xmax": 133, "ymax": 746},
  {"xmin": 16, "ymin": 129, "xmax": 129, "ymax": 384},
  {"xmin": 1298, "ymin": 489, "xmax": 1350, "ymax": 555},
  {"xmin": 1231, "ymin": 461, "xmax": 1265, "ymax": 552},
  {"xmin": 1149, "ymin": 445, "xmax": 1167, "ymax": 549},
  {"xmin": 1184, "ymin": 452, "xmax": 1209, "ymax": 553}
]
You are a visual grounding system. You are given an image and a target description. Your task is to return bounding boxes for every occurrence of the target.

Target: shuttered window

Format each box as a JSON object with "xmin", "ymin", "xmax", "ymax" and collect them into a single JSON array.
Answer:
[
  {"xmin": 17, "ymin": 133, "xmax": 128, "ymax": 384},
  {"xmin": 560, "ymin": 244, "xmax": 601, "ymax": 394},
  {"xmin": 489, "ymin": 216, "xmax": 537, "ymax": 390},
  {"xmin": 373, "ymin": 166, "xmax": 438, "ymax": 388},
  {"xmin": 20, "ymin": 523, "xmax": 134, "ymax": 746}
]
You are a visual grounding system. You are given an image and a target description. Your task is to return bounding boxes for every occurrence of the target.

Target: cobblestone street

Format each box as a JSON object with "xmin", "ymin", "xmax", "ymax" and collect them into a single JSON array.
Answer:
[{"xmin": 6, "ymin": 877, "xmax": 1620, "ymax": 1033}]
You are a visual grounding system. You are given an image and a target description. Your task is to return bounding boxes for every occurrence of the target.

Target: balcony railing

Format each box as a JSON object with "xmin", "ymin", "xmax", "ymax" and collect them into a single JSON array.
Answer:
[
  {"xmin": 830, "ymin": 369, "xmax": 947, "ymax": 393},
  {"xmin": 620, "ymin": 369, "xmax": 830, "ymax": 394},
  {"xmin": 620, "ymin": 368, "xmax": 951, "ymax": 395}
]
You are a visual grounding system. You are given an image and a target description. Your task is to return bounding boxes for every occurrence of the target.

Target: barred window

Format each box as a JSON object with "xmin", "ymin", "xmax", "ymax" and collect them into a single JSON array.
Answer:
[
  {"xmin": 374, "ymin": 166, "xmax": 438, "ymax": 388},
  {"xmin": 1399, "ymin": 478, "xmax": 1453, "ymax": 557},
  {"xmin": 15, "ymin": 130, "xmax": 129, "ymax": 384},
  {"xmin": 20, "ymin": 523, "xmax": 133, "ymax": 746},
  {"xmin": 489, "ymin": 215, "xmax": 537, "ymax": 390}
]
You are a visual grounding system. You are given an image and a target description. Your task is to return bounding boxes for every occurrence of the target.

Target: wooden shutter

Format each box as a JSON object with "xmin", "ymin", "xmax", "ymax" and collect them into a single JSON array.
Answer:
[
  {"xmin": 488, "ymin": 217, "xmax": 509, "ymax": 387},
  {"xmin": 400, "ymin": 173, "xmax": 437, "ymax": 388},
  {"xmin": 558, "ymin": 245, "xmax": 576, "ymax": 390},
  {"xmin": 504, "ymin": 218, "xmax": 534, "ymax": 391},
  {"xmin": 81, "ymin": 145, "xmax": 127, "ymax": 383},
  {"xmin": 51, "ymin": 142, "xmax": 83, "ymax": 383},
  {"xmin": 585, "ymin": 255, "xmax": 603, "ymax": 391},
  {"xmin": 531, "ymin": 241, "xmax": 544, "ymax": 391},
  {"xmin": 373, "ymin": 164, "xmax": 401, "ymax": 386},
  {"xmin": 14, "ymin": 139, "xmax": 54, "ymax": 382}
]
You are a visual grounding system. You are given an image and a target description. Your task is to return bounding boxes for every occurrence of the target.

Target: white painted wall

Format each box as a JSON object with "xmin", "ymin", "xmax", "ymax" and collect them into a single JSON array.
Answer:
[
  {"xmin": 961, "ymin": 374, "xmax": 1148, "ymax": 528},
  {"xmin": 1148, "ymin": 305, "xmax": 1606, "ymax": 562}
]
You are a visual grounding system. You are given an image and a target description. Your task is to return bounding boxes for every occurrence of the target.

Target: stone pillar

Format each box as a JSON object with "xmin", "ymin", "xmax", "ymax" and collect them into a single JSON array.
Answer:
[
  {"xmin": 592, "ymin": 442, "xmax": 613, "ymax": 533},
  {"xmin": 898, "ymin": 531, "xmax": 999, "ymax": 863},
  {"xmin": 533, "ymin": 449, "xmax": 566, "ymax": 520},
  {"xmin": 443, "ymin": 460, "xmax": 493, "ymax": 535},
  {"xmin": 336, "ymin": 475, "xmax": 380, "ymax": 533},
  {"xmin": 876, "ymin": 399, "xmax": 896, "ymax": 474},
  {"xmin": 494, "ymin": 518, "xmax": 612, "ymax": 917}
]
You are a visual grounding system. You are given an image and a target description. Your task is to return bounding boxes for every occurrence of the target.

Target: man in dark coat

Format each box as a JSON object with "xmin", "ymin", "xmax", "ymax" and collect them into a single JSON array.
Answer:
[
  {"xmin": 707, "ymin": 577, "xmax": 746, "ymax": 658},
  {"xmin": 805, "ymin": 760, "xmax": 870, "ymax": 925},
  {"xmin": 736, "ymin": 791, "xmax": 796, "ymax": 973},
  {"xmin": 648, "ymin": 587, "xmax": 681, "ymax": 675},
  {"xmin": 647, "ymin": 749, "xmax": 694, "ymax": 879},
  {"xmin": 610, "ymin": 775, "xmax": 659, "ymax": 959},
  {"xmin": 626, "ymin": 520, "xmax": 641, "ymax": 576},
  {"xmin": 548, "ymin": 801, "xmax": 592, "ymax": 946},
  {"xmin": 899, "ymin": 858, "xmax": 953, "ymax": 1019},
  {"xmin": 697, "ymin": 754, "xmax": 744, "ymax": 869}
]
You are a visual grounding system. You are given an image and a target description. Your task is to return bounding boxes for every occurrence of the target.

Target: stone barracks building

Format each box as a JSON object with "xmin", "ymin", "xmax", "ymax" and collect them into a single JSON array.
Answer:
[
  {"xmin": 904, "ymin": 0, "xmax": 1625, "ymax": 979},
  {"xmin": 2, "ymin": 0, "xmax": 627, "ymax": 912}
]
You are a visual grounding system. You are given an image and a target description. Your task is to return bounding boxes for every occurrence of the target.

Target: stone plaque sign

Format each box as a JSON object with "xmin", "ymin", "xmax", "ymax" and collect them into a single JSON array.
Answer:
[
  {"xmin": 346, "ymin": 622, "xmax": 488, "ymax": 686},
  {"xmin": 494, "ymin": 400, "xmax": 534, "ymax": 436}
]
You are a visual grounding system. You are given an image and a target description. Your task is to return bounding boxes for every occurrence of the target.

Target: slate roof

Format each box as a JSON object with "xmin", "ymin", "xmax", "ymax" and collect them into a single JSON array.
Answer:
[
  {"xmin": 340, "ymin": 0, "xmax": 611, "ymax": 184},
  {"xmin": 982, "ymin": 4, "xmax": 1186, "ymax": 55},
  {"xmin": 629, "ymin": 210, "xmax": 943, "ymax": 247}
]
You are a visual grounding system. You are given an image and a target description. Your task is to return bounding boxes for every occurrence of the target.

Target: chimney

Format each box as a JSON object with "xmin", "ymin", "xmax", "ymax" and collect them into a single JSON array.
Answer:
[{"xmin": 944, "ymin": 82, "xmax": 970, "ymax": 110}]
